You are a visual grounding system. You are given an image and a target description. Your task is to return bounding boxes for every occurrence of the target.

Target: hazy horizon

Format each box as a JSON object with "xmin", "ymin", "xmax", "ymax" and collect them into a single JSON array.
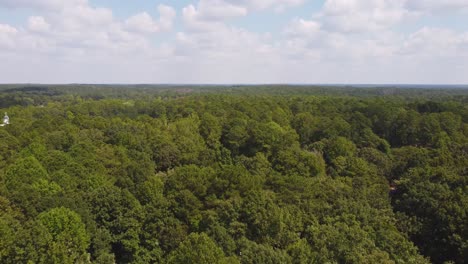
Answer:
[{"xmin": 2, "ymin": 83, "xmax": 468, "ymax": 87}]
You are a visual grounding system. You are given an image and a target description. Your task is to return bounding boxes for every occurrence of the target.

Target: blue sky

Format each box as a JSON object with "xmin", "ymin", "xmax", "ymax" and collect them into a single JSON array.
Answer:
[{"xmin": 1, "ymin": 0, "xmax": 468, "ymax": 84}]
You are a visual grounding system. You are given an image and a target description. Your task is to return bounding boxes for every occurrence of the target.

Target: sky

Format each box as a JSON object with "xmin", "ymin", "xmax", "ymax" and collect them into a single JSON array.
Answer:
[{"xmin": 1, "ymin": 0, "xmax": 468, "ymax": 84}]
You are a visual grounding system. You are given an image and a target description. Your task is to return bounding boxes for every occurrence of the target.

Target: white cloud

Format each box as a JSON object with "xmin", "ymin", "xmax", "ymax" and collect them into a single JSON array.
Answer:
[
  {"xmin": 181, "ymin": 0, "xmax": 247, "ymax": 32},
  {"xmin": 314, "ymin": 0, "xmax": 468, "ymax": 34},
  {"xmin": 173, "ymin": 9, "xmax": 283, "ymax": 83},
  {"xmin": 318, "ymin": 0, "xmax": 410, "ymax": 33},
  {"xmin": 279, "ymin": 6, "xmax": 468, "ymax": 83},
  {"xmin": 171, "ymin": 36, "xmax": 281, "ymax": 82},
  {"xmin": 182, "ymin": 5, "xmax": 226, "ymax": 32},
  {"xmin": 125, "ymin": 4, "xmax": 176, "ymax": 34},
  {"xmin": 405, "ymin": 0, "xmax": 468, "ymax": 12},
  {"xmin": 180, "ymin": 0, "xmax": 305, "ymax": 28},
  {"xmin": 157, "ymin": 4, "xmax": 177, "ymax": 31},
  {"xmin": 0, "ymin": 23, "xmax": 17, "ymax": 34},
  {"xmin": 57, "ymin": 5, "xmax": 114, "ymax": 30},
  {"xmin": 283, "ymin": 17, "xmax": 400, "ymax": 63},
  {"xmin": 284, "ymin": 18, "xmax": 321, "ymax": 37},
  {"xmin": 176, "ymin": 25, "xmax": 274, "ymax": 58},
  {"xmin": 125, "ymin": 12, "xmax": 160, "ymax": 33},
  {"xmin": 0, "ymin": 0, "xmax": 87, "ymax": 11},
  {"xmin": 0, "ymin": 0, "xmax": 181, "ymax": 74},
  {"xmin": 196, "ymin": 0, "xmax": 247, "ymax": 20},
  {"xmin": 1, "ymin": 0, "xmax": 468, "ymax": 83},
  {"xmin": 400, "ymin": 27, "xmax": 468, "ymax": 57},
  {"xmin": 178, "ymin": 0, "xmax": 284, "ymax": 72},
  {"xmin": 225, "ymin": 0, "xmax": 305, "ymax": 11},
  {"xmin": 28, "ymin": 16, "xmax": 50, "ymax": 32},
  {"xmin": 0, "ymin": 24, "xmax": 18, "ymax": 49}
]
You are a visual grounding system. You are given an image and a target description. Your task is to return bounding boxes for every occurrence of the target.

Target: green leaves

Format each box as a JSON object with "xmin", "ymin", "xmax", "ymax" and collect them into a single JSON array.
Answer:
[
  {"xmin": 0, "ymin": 89, "xmax": 466, "ymax": 263},
  {"xmin": 167, "ymin": 233, "xmax": 228, "ymax": 264},
  {"xmin": 35, "ymin": 207, "xmax": 90, "ymax": 264},
  {"xmin": 4, "ymin": 156, "xmax": 57, "ymax": 215},
  {"xmin": 393, "ymin": 167, "xmax": 468, "ymax": 263}
]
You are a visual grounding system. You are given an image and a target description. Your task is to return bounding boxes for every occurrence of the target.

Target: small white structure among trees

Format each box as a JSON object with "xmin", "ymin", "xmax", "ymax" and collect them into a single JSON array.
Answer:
[{"xmin": 1, "ymin": 112, "xmax": 9, "ymax": 126}]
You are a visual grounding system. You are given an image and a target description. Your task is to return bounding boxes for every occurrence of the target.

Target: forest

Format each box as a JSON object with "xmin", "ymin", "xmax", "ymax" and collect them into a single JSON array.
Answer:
[{"xmin": 0, "ymin": 85, "xmax": 467, "ymax": 264}]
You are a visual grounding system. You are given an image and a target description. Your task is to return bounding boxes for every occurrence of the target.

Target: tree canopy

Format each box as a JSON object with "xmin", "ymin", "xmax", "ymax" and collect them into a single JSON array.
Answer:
[{"xmin": 0, "ymin": 85, "xmax": 467, "ymax": 263}]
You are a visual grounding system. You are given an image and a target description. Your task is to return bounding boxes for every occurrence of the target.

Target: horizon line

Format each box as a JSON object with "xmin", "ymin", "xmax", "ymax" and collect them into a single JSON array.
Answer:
[{"xmin": 1, "ymin": 83, "xmax": 468, "ymax": 87}]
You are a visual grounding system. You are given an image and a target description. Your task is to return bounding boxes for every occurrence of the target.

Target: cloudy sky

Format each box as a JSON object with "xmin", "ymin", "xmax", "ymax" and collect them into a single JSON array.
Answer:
[{"xmin": 1, "ymin": 0, "xmax": 468, "ymax": 84}]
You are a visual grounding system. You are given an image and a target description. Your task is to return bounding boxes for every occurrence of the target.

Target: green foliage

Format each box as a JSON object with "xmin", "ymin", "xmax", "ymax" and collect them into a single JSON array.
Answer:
[
  {"xmin": 34, "ymin": 207, "xmax": 90, "ymax": 264},
  {"xmin": 3, "ymin": 156, "xmax": 61, "ymax": 215},
  {"xmin": 393, "ymin": 167, "xmax": 468, "ymax": 263},
  {"xmin": 0, "ymin": 86, "xmax": 466, "ymax": 263},
  {"xmin": 238, "ymin": 238, "xmax": 292, "ymax": 264},
  {"xmin": 322, "ymin": 136, "xmax": 357, "ymax": 163},
  {"xmin": 273, "ymin": 147, "xmax": 326, "ymax": 177},
  {"xmin": 306, "ymin": 216, "xmax": 394, "ymax": 263},
  {"xmin": 167, "ymin": 233, "xmax": 230, "ymax": 264},
  {"xmin": 88, "ymin": 185, "xmax": 144, "ymax": 263},
  {"xmin": 0, "ymin": 196, "xmax": 32, "ymax": 263}
]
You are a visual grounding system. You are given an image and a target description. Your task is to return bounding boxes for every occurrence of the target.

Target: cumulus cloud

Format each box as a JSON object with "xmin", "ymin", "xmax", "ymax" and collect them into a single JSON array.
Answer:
[
  {"xmin": 317, "ymin": 0, "xmax": 411, "ymax": 33},
  {"xmin": 125, "ymin": 5, "xmax": 176, "ymax": 33},
  {"xmin": 0, "ymin": 0, "xmax": 178, "ymax": 59},
  {"xmin": 180, "ymin": 0, "xmax": 306, "ymax": 34},
  {"xmin": 225, "ymin": 0, "xmax": 305, "ymax": 11},
  {"xmin": 0, "ymin": 23, "xmax": 17, "ymax": 34},
  {"xmin": 176, "ymin": 25, "xmax": 273, "ymax": 58},
  {"xmin": 157, "ymin": 4, "xmax": 177, "ymax": 30},
  {"xmin": 405, "ymin": 0, "xmax": 468, "ymax": 12},
  {"xmin": 125, "ymin": 12, "xmax": 160, "ymax": 33},
  {"xmin": 400, "ymin": 27, "xmax": 468, "ymax": 57},
  {"xmin": 194, "ymin": 0, "xmax": 247, "ymax": 20},
  {"xmin": 284, "ymin": 18, "xmax": 321, "ymax": 37},
  {"xmin": 290, "ymin": 0, "xmax": 468, "ymax": 61},
  {"xmin": 1, "ymin": 0, "xmax": 468, "ymax": 83},
  {"xmin": 181, "ymin": 0, "xmax": 248, "ymax": 32},
  {"xmin": 182, "ymin": 5, "xmax": 232, "ymax": 32},
  {"xmin": 0, "ymin": 0, "xmax": 177, "ymax": 83},
  {"xmin": 0, "ymin": 0, "xmax": 87, "ymax": 11},
  {"xmin": 314, "ymin": 0, "xmax": 468, "ymax": 34},
  {"xmin": 283, "ymin": 16, "xmax": 400, "ymax": 63},
  {"xmin": 180, "ymin": 0, "xmax": 305, "ymax": 28},
  {"xmin": 0, "ymin": 24, "xmax": 18, "ymax": 49},
  {"xmin": 28, "ymin": 16, "xmax": 51, "ymax": 32},
  {"xmin": 277, "ymin": 0, "xmax": 468, "ymax": 84},
  {"xmin": 172, "ymin": 26, "xmax": 281, "ymax": 83}
]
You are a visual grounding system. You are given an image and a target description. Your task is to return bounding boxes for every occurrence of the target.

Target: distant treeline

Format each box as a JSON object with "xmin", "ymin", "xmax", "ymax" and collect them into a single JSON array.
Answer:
[{"xmin": 1, "ymin": 84, "xmax": 468, "ymax": 102}]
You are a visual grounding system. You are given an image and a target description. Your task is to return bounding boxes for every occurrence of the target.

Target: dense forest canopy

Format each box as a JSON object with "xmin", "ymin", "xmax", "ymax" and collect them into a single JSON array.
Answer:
[{"xmin": 0, "ymin": 85, "xmax": 467, "ymax": 264}]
